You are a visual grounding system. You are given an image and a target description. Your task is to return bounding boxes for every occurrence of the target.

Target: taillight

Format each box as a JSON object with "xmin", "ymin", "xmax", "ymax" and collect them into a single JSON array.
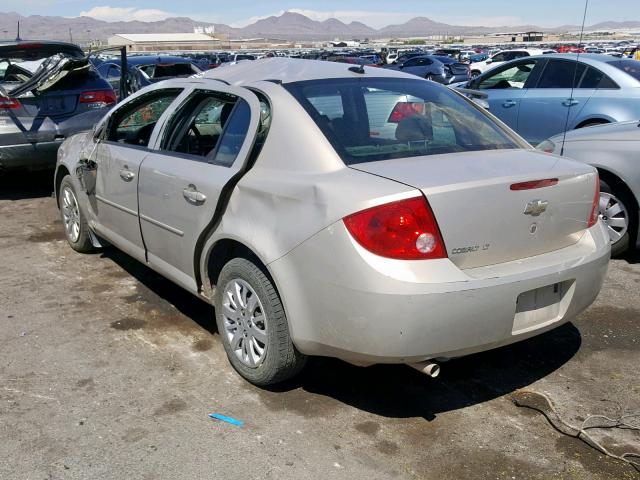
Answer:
[
  {"xmin": 388, "ymin": 102, "xmax": 426, "ymax": 123},
  {"xmin": 0, "ymin": 97, "xmax": 21, "ymax": 109},
  {"xmin": 587, "ymin": 173, "xmax": 600, "ymax": 228},
  {"xmin": 79, "ymin": 90, "xmax": 117, "ymax": 106},
  {"xmin": 343, "ymin": 196, "xmax": 447, "ymax": 260}
]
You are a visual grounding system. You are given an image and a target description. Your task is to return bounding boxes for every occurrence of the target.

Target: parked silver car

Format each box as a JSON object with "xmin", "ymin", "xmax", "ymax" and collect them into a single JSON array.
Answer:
[
  {"xmin": 54, "ymin": 58, "xmax": 610, "ymax": 385},
  {"xmin": 538, "ymin": 120, "xmax": 640, "ymax": 256},
  {"xmin": 462, "ymin": 54, "xmax": 640, "ymax": 145}
]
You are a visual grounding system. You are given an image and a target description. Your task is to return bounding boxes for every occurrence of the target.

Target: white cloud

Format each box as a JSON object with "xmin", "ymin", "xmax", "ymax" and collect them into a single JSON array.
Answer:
[{"xmin": 79, "ymin": 6, "xmax": 176, "ymax": 22}]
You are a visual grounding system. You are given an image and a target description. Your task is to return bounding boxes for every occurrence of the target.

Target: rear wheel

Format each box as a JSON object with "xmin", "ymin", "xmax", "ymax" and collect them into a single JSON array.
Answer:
[
  {"xmin": 599, "ymin": 179, "xmax": 636, "ymax": 257},
  {"xmin": 471, "ymin": 70, "xmax": 481, "ymax": 78},
  {"xmin": 59, "ymin": 175, "xmax": 94, "ymax": 253},
  {"xmin": 214, "ymin": 257, "xmax": 306, "ymax": 386}
]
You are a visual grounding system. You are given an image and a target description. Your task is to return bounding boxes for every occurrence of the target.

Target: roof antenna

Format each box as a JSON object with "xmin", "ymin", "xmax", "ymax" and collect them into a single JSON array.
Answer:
[
  {"xmin": 560, "ymin": 0, "xmax": 589, "ymax": 156},
  {"xmin": 349, "ymin": 65, "xmax": 365, "ymax": 74},
  {"xmin": 15, "ymin": 21, "xmax": 21, "ymax": 42}
]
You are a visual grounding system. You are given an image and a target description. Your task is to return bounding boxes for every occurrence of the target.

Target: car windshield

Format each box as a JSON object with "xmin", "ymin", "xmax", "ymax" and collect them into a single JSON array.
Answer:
[
  {"xmin": 610, "ymin": 59, "xmax": 640, "ymax": 82},
  {"xmin": 138, "ymin": 63, "xmax": 196, "ymax": 79},
  {"xmin": 285, "ymin": 78, "xmax": 521, "ymax": 165}
]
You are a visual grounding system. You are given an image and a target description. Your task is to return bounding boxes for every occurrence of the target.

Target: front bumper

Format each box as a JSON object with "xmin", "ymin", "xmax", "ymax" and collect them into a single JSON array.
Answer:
[{"xmin": 269, "ymin": 221, "xmax": 611, "ymax": 364}]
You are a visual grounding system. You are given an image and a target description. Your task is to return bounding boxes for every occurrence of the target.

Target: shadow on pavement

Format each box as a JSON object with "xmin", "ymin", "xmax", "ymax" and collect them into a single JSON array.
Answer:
[
  {"xmin": 0, "ymin": 169, "xmax": 55, "ymax": 200},
  {"xmin": 100, "ymin": 245, "xmax": 581, "ymax": 422}
]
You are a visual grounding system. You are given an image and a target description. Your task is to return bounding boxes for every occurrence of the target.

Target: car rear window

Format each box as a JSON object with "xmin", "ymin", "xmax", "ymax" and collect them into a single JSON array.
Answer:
[
  {"xmin": 285, "ymin": 78, "xmax": 521, "ymax": 165},
  {"xmin": 609, "ymin": 60, "xmax": 640, "ymax": 82}
]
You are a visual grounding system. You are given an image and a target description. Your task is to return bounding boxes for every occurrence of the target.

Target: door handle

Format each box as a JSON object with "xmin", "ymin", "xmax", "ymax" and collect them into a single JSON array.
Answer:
[
  {"xmin": 502, "ymin": 100, "xmax": 517, "ymax": 108},
  {"xmin": 562, "ymin": 99, "xmax": 579, "ymax": 107},
  {"xmin": 182, "ymin": 185, "xmax": 206, "ymax": 204},
  {"xmin": 119, "ymin": 168, "xmax": 135, "ymax": 182}
]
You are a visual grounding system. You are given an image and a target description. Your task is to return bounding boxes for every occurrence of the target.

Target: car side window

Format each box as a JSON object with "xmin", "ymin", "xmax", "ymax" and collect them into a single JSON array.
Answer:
[
  {"xmin": 477, "ymin": 61, "xmax": 536, "ymax": 90},
  {"xmin": 416, "ymin": 58, "xmax": 432, "ymax": 66},
  {"xmin": 491, "ymin": 53, "xmax": 506, "ymax": 62},
  {"xmin": 579, "ymin": 66, "xmax": 619, "ymax": 89},
  {"xmin": 404, "ymin": 58, "xmax": 418, "ymax": 67},
  {"xmin": 106, "ymin": 89, "xmax": 182, "ymax": 147},
  {"xmin": 536, "ymin": 60, "xmax": 586, "ymax": 89},
  {"xmin": 307, "ymin": 89, "xmax": 344, "ymax": 120},
  {"xmin": 161, "ymin": 91, "xmax": 253, "ymax": 166}
]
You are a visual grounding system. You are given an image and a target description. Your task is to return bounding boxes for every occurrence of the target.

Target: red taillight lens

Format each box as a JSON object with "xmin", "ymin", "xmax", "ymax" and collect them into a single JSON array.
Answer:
[
  {"xmin": 0, "ymin": 97, "xmax": 21, "ymax": 109},
  {"xmin": 79, "ymin": 90, "xmax": 117, "ymax": 105},
  {"xmin": 388, "ymin": 102, "xmax": 425, "ymax": 123},
  {"xmin": 343, "ymin": 196, "xmax": 447, "ymax": 260},
  {"xmin": 587, "ymin": 173, "xmax": 600, "ymax": 228}
]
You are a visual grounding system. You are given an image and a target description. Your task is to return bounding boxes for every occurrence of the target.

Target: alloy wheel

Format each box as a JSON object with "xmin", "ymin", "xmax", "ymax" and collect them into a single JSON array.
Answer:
[
  {"xmin": 61, "ymin": 186, "xmax": 81, "ymax": 243},
  {"xmin": 222, "ymin": 279, "xmax": 268, "ymax": 368},
  {"xmin": 599, "ymin": 192, "xmax": 629, "ymax": 245}
]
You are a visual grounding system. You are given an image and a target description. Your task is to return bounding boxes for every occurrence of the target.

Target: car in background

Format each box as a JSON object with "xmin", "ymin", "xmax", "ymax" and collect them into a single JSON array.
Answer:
[
  {"xmin": 469, "ymin": 52, "xmax": 489, "ymax": 63},
  {"xmin": 462, "ymin": 54, "xmax": 640, "ymax": 145},
  {"xmin": 54, "ymin": 58, "xmax": 609, "ymax": 386},
  {"xmin": 96, "ymin": 55, "xmax": 202, "ymax": 98},
  {"xmin": 386, "ymin": 55, "xmax": 470, "ymax": 84},
  {"xmin": 469, "ymin": 49, "xmax": 546, "ymax": 77},
  {"xmin": 327, "ymin": 56, "xmax": 380, "ymax": 68},
  {"xmin": 0, "ymin": 41, "xmax": 116, "ymax": 172},
  {"xmin": 538, "ymin": 121, "xmax": 640, "ymax": 256}
]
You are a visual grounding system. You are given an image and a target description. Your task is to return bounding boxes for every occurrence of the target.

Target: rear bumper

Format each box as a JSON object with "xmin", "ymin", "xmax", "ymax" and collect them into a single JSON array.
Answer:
[
  {"xmin": 0, "ymin": 140, "xmax": 62, "ymax": 172},
  {"xmin": 269, "ymin": 220, "xmax": 611, "ymax": 364}
]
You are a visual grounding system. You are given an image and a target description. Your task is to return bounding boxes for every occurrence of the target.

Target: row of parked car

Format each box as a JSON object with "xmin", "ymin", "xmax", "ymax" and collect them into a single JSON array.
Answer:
[{"xmin": 1, "ymin": 40, "xmax": 639, "ymax": 258}]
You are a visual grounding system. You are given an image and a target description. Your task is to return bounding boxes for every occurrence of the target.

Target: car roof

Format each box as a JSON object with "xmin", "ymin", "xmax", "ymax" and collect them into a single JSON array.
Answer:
[{"xmin": 201, "ymin": 58, "xmax": 413, "ymax": 85}]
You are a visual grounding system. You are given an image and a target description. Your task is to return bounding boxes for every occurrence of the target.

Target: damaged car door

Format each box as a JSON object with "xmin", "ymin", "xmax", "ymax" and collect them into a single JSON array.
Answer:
[
  {"xmin": 91, "ymin": 87, "xmax": 183, "ymax": 259},
  {"xmin": 137, "ymin": 86, "xmax": 261, "ymax": 291}
]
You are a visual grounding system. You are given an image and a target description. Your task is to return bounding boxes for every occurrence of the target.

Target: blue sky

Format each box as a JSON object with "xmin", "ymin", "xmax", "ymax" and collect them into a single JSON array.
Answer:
[{"xmin": 2, "ymin": 0, "xmax": 634, "ymax": 28}]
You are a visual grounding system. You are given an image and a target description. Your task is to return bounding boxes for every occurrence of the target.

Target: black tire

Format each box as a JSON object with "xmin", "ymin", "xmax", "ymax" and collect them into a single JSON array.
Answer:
[
  {"xmin": 214, "ymin": 257, "xmax": 306, "ymax": 386},
  {"xmin": 58, "ymin": 175, "xmax": 95, "ymax": 253},
  {"xmin": 600, "ymin": 179, "xmax": 637, "ymax": 257},
  {"xmin": 471, "ymin": 70, "xmax": 481, "ymax": 78}
]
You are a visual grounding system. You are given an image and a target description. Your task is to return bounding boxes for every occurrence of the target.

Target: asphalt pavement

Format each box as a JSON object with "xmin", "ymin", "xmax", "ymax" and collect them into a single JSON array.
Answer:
[{"xmin": 1, "ymin": 171, "xmax": 638, "ymax": 480}]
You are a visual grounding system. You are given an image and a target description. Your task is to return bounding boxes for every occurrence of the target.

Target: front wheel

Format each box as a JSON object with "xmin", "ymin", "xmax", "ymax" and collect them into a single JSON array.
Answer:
[
  {"xmin": 59, "ymin": 175, "xmax": 95, "ymax": 253},
  {"xmin": 214, "ymin": 257, "xmax": 306, "ymax": 386}
]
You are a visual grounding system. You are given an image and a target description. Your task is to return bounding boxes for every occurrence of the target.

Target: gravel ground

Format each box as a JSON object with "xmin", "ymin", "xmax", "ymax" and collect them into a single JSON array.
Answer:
[{"xmin": 1, "ymin": 172, "xmax": 639, "ymax": 480}]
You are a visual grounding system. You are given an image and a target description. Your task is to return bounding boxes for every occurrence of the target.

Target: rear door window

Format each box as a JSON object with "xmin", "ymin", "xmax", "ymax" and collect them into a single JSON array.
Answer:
[
  {"xmin": 160, "ymin": 91, "xmax": 252, "ymax": 166},
  {"xmin": 536, "ymin": 60, "xmax": 586, "ymax": 88}
]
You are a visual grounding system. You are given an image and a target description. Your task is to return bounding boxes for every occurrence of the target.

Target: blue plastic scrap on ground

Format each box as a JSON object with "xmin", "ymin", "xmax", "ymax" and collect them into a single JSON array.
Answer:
[{"xmin": 208, "ymin": 413, "xmax": 243, "ymax": 427}]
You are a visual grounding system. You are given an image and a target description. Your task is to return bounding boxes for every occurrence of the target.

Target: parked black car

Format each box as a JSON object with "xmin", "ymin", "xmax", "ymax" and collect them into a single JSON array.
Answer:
[
  {"xmin": 96, "ymin": 55, "xmax": 202, "ymax": 99},
  {"xmin": 0, "ymin": 41, "xmax": 116, "ymax": 172}
]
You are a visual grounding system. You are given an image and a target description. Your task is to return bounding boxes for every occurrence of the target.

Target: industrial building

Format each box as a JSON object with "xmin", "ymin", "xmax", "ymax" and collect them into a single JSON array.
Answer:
[{"xmin": 107, "ymin": 32, "xmax": 227, "ymax": 52}]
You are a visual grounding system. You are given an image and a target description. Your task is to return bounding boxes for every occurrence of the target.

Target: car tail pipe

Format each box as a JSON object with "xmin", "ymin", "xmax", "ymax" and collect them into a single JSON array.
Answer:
[{"xmin": 407, "ymin": 360, "xmax": 440, "ymax": 378}]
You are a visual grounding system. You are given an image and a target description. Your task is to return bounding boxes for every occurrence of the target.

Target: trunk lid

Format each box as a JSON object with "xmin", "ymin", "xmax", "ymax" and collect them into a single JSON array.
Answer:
[{"xmin": 351, "ymin": 149, "xmax": 597, "ymax": 269}]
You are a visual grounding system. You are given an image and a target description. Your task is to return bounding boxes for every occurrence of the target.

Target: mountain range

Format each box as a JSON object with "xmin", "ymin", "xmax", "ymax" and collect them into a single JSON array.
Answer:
[{"xmin": 1, "ymin": 11, "xmax": 639, "ymax": 43}]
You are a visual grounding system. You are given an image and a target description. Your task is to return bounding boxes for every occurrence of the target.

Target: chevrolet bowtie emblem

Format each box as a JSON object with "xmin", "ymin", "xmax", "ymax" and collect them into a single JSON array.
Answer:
[{"xmin": 523, "ymin": 199, "xmax": 548, "ymax": 216}]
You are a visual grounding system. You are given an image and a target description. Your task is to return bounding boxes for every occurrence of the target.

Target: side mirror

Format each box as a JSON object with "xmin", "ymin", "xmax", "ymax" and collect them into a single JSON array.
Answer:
[{"xmin": 486, "ymin": 59, "xmax": 493, "ymax": 65}]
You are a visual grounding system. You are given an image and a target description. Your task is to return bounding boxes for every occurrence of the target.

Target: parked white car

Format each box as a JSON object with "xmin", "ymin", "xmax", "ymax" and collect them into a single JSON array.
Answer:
[{"xmin": 470, "ymin": 49, "xmax": 546, "ymax": 77}]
